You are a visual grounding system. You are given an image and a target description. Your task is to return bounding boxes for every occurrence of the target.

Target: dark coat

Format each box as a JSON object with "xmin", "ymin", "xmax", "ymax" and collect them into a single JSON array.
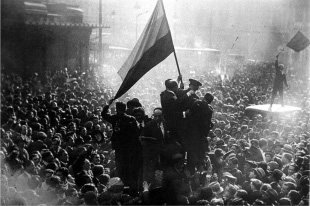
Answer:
[
  {"xmin": 190, "ymin": 99, "xmax": 214, "ymax": 137},
  {"xmin": 160, "ymin": 90, "xmax": 185, "ymax": 138},
  {"xmin": 162, "ymin": 166, "xmax": 191, "ymax": 205},
  {"xmin": 101, "ymin": 105, "xmax": 138, "ymax": 150},
  {"xmin": 141, "ymin": 119, "xmax": 167, "ymax": 143},
  {"xmin": 273, "ymin": 59, "xmax": 288, "ymax": 89},
  {"xmin": 248, "ymin": 190, "xmax": 262, "ymax": 205},
  {"xmin": 176, "ymin": 88, "xmax": 199, "ymax": 111}
]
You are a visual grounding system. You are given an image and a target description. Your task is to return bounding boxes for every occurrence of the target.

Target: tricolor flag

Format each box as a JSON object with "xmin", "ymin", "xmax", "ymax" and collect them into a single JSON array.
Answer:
[
  {"xmin": 113, "ymin": 0, "xmax": 174, "ymax": 100},
  {"xmin": 287, "ymin": 31, "xmax": 310, "ymax": 52}
]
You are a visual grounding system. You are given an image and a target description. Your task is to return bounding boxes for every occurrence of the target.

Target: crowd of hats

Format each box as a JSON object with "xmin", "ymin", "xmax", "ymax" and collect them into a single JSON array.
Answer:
[{"xmin": 1, "ymin": 56, "xmax": 310, "ymax": 206}]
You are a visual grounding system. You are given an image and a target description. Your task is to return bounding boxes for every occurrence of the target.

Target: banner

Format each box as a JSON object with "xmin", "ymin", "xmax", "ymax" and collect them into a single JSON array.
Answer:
[
  {"xmin": 287, "ymin": 31, "xmax": 310, "ymax": 52},
  {"xmin": 114, "ymin": 0, "xmax": 174, "ymax": 100}
]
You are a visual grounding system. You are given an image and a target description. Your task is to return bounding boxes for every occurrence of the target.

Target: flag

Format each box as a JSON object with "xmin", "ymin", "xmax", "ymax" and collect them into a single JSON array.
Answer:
[
  {"xmin": 287, "ymin": 31, "xmax": 310, "ymax": 52},
  {"xmin": 114, "ymin": 0, "xmax": 174, "ymax": 100}
]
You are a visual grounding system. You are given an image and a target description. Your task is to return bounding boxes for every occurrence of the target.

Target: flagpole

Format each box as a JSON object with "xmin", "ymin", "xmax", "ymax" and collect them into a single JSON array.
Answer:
[{"xmin": 173, "ymin": 50, "xmax": 183, "ymax": 85}]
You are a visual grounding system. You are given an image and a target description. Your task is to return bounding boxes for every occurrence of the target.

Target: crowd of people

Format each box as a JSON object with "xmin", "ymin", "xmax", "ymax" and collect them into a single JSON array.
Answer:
[{"xmin": 1, "ymin": 55, "xmax": 309, "ymax": 206}]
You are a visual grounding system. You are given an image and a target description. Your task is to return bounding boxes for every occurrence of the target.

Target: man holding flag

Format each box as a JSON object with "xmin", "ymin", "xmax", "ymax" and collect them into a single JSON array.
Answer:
[
  {"xmin": 270, "ymin": 53, "xmax": 289, "ymax": 108},
  {"xmin": 112, "ymin": 0, "xmax": 176, "ymax": 101}
]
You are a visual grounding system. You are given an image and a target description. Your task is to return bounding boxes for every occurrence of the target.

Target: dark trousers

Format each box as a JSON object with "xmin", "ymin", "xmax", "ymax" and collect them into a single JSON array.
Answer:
[
  {"xmin": 270, "ymin": 86, "xmax": 284, "ymax": 106},
  {"xmin": 142, "ymin": 142, "xmax": 161, "ymax": 184},
  {"xmin": 184, "ymin": 137, "xmax": 205, "ymax": 175},
  {"xmin": 115, "ymin": 148, "xmax": 130, "ymax": 185}
]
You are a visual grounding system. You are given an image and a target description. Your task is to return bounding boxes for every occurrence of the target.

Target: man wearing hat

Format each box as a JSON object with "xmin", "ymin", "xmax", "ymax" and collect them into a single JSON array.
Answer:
[
  {"xmin": 281, "ymin": 152, "xmax": 293, "ymax": 175},
  {"xmin": 248, "ymin": 178, "xmax": 263, "ymax": 204},
  {"xmin": 262, "ymin": 188, "xmax": 279, "ymax": 205},
  {"xmin": 162, "ymin": 153, "xmax": 191, "ymax": 205}
]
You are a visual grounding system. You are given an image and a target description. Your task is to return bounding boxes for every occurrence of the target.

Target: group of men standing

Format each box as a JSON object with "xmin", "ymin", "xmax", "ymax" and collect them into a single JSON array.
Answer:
[
  {"xmin": 160, "ymin": 77, "xmax": 214, "ymax": 175},
  {"xmin": 100, "ymin": 77, "xmax": 214, "ymax": 194}
]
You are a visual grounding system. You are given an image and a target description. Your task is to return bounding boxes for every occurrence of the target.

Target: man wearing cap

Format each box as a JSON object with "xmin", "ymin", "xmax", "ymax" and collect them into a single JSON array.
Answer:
[
  {"xmin": 265, "ymin": 150, "xmax": 275, "ymax": 163},
  {"xmin": 162, "ymin": 153, "xmax": 191, "ymax": 205},
  {"xmin": 248, "ymin": 178, "xmax": 263, "ymax": 204},
  {"xmin": 262, "ymin": 188, "xmax": 279, "ymax": 205},
  {"xmin": 227, "ymin": 157, "xmax": 244, "ymax": 186}
]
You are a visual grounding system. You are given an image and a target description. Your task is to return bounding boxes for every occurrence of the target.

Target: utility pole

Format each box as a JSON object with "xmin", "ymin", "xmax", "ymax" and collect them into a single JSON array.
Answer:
[{"xmin": 99, "ymin": 0, "xmax": 102, "ymax": 66}]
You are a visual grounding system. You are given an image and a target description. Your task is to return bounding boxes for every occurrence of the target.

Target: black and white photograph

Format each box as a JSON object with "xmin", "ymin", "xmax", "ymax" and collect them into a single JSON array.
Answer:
[{"xmin": 1, "ymin": 0, "xmax": 309, "ymax": 205}]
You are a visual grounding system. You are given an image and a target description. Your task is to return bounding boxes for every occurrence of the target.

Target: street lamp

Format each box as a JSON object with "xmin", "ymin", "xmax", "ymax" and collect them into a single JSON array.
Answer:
[{"xmin": 135, "ymin": 11, "xmax": 148, "ymax": 41}]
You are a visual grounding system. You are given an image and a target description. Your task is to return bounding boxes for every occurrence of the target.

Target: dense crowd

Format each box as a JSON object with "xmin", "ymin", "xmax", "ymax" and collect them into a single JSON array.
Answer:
[{"xmin": 1, "ymin": 57, "xmax": 309, "ymax": 206}]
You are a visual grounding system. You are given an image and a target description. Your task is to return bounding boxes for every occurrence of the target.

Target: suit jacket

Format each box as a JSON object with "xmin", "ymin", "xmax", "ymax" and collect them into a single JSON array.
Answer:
[
  {"xmin": 190, "ymin": 99, "xmax": 214, "ymax": 136},
  {"xmin": 248, "ymin": 190, "xmax": 262, "ymax": 205},
  {"xmin": 141, "ymin": 119, "xmax": 167, "ymax": 143},
  {"xmin": 274, "ymin": 59, "xmax": 288, "ymax": 88},
  {"xmin": 101, "ymin": 106, "xmax": 138, "ymax": 150},
  {"xmin": 160, "ymin": 90, "xmax": 184, "ymax": 133}
]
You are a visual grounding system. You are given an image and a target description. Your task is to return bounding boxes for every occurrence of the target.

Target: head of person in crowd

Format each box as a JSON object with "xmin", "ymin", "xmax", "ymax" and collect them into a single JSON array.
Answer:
[
  {"xmin": 126, "ymin": 98, "xmax": 142, "ymax": 115},
  {"xmin": 209, "ymin": 182, "xmax": 224, "ymax": 198},
  {"xmin": 250, "ymin": 178, "xmax": 263, "ymax": 192},
  {"xmin": 55, "ymin": 167, "xmax": 69, "ymax": 184},
  {"xmin": 171, "ymin": 153, "xmax": 186, "ymax": 173},
  {"xmin": 164, "ymin": 79, "xmax": 178, "ymax": 93},
  {"xmin": 261, "ymin": 188, "xmax": 278, "ymax": 205},
  {"xmin": 244, "ymin": 160, "xmax": 257, "ymax": 174},
  {"xmin": 287, "ymin": 163, "xmax": 299, "ymax": 176},
  {"xmin": 152, "ymin": 107, "xmax": 164, "ymax": 123},
  {"xmin": 281, "ymin": 182, "xmax": 296, "ymax": 196},
  {"xmin": 278, "ymin": 197, "xmax": 292, "ymax": 206},
  {"xmin": 265, "ymin": 151, "xmax": 274, "ymax": 163},
  {"xmin": 249, "ymin": 167, "xmax": 265, "ymax": 182},
  {"xmin": 259, "ymin": 183, "xmax": 271, "ymax": 194},
  {"xmin": 234, "ymin": 189, "xmax": 248, "ymax": 201},
  {"xmin": 64, "ymin": 188, "xmax": 81, "ymax": 205},
  {"xmin": 204, "ymin": 92, "xmax": 214, "ymax": 104},
  {"xmin": 214, "ymin": 148, "xmax": 225, "ymax": 162},
  {"xmin": 84, "ymin": 191, "xmax": 98, "ymax": 206},
  {"xmin": 132, "ymin": 107, "xmax": 146, "ymax": 123},
  {"xmin": 223, "ymin": 184, "xmax": 238, "ymax": 199},
  {"xmin": 287, "ymin": 190, "xmax": 301, "ymax": 205},
  {"xmin": 115, "ymin": 101, "xmax": 127, "ymax": 117},
  {"xmin": 106, "ymin": 177, "xmax": 124, "ymax": 195},
  {"xmin": 188, "ymin": 78, "xmax": 202, "ymax": 92},
  {"xmin": 258, "ymin": 138, "xmax": 268, "ymax": 151},
  {"xmin": 227, "ymin": 157, "xmax": 239, "ymax": 171},
  {"xmin": 80, "ymin": 183, "xmax": 98, "ymax": 198},
  {"xmin": 281, "ymin": 153, "xmax": 293, "ymax": 165}
]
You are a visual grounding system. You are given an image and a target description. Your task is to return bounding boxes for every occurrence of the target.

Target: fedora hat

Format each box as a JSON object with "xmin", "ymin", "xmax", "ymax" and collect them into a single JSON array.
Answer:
[
  {"xmin": 282, "ymin": 144, "xmax": 293, "ymax": 154},
  {"xmin": 209, "ymin": 182, "xmax": 224, "ymax": 195},
  {"xmin": 215, "ymin": 140, "xmax": 227, "ymax": 148}
]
